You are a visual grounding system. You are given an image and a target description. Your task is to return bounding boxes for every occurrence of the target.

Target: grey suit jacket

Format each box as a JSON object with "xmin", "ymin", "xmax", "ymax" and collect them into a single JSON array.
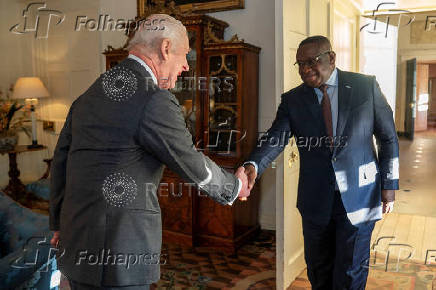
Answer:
[{"xmin": 49, "ymin": 58, "xmax": 239, "ymax": 287}]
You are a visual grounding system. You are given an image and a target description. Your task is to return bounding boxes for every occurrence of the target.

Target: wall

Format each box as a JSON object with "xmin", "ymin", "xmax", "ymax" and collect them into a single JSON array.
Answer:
[
  {"xmin": 98, "ymin": 0, "xmax": 137, "ymax": 72},
  {"xmin": 333, "ymin": 0, "xmax": 359, "ymax": 72},
  {"xmin": 359, "ymin": 18, "xmax": 398, "ymax": 111},
  {"xmin": 0, "ymin": 0, "xmax": 102, "ymax": 185},
  {"xmin": 0, "ymin": 0, "xmax": 37, "ymax": 186},
  {"xmin": 0, "ymin": 0, "xmax": 136, "ymax": 186},
  {"xmin": 209, "ymin": 0, "xmax": 277, "ymax": 230}
]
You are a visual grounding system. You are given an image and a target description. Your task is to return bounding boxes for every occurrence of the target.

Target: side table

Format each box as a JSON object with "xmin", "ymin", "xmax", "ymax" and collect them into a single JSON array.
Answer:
[{"xmin": 1, "ymin": 145, "xmax": 47, "ymax": 201}]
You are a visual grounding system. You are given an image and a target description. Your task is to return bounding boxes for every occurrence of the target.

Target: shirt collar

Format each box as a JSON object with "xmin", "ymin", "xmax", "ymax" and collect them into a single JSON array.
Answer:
[
  {"xmin": 127, "ymin": 54, "xmax": 158, "ymax": 85},
  {"xmin": 325, "ymin": 68, "xmax": 338, "ymax": 87}
]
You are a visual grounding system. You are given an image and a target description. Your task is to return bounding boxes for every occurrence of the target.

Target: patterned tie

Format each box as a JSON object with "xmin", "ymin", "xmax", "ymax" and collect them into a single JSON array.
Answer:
[{"xmin": 319, "ymin": 84, "xmax": 333, "ymax": 139}]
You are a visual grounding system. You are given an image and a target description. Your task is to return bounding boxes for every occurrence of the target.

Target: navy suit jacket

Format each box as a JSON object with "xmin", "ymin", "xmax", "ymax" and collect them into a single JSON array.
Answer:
[{"xmin": 248, "ymin": 69, "xmax": 399, "ymax": 226}]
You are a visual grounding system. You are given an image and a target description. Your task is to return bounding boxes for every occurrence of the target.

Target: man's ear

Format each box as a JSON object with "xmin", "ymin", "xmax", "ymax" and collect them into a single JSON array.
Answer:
[
  {"xmin": 160, "ymin": 38, "xmax": 171, "ymax": 61},
  {"xmin": 329, "ymin": 51, "xmax": 336, "ymax": 65}
]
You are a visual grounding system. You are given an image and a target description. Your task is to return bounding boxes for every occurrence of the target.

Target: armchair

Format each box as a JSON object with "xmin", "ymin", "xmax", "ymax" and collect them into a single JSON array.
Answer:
[{"xmin": 0, "ymin": 190, "xmax": 58, "ymax": 289}]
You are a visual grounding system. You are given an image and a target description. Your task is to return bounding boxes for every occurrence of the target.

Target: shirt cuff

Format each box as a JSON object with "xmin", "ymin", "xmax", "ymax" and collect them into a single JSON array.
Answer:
[
  {"xmin": 228, "ymin": 178, "xmax": 242, "ymax": 205},
  {"xmin": 243, "ymin": 161, "xmax": 258, "ymax": 175}
]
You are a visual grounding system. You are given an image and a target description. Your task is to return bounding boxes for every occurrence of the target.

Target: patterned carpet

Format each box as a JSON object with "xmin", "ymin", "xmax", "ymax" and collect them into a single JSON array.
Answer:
[
  {"xmin": 59, "ymin": 229, "xmax": 436, "ymax": 289},
  {"xmin": 60, "ymin": 230, "xmax": 276, "ymax": 289},
  {"xmin": 152, "ymin": 230, "xmax": 276, "ymax": 289}
]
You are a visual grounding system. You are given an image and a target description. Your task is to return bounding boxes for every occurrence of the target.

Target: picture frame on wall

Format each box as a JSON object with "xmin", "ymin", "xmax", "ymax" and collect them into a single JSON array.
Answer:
[{"xmin": 137, "ymin": 0, "xmax": 244, "ymax": 16}]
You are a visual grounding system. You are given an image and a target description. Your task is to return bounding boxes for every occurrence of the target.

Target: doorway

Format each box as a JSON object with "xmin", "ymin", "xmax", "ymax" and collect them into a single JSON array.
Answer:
[{"xmin": 428, "ymin": 64, "xmax": 436, "ymax": 131}]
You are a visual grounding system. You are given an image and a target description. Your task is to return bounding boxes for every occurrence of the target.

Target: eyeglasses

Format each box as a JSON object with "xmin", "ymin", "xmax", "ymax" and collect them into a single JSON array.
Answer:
[{"xmin": 294, "ymin": 51, "xmax": 331, "ymax": 68}]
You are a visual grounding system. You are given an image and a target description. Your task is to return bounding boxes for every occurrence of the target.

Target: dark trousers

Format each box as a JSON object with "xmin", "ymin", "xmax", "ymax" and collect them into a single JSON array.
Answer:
[
  {"xmin": 69, "ymin": 280, "xmax": 150, "ymax": 290},
  {"xmin": 302, "ymin": 191, "xmax": 375, "ymax": 290}
]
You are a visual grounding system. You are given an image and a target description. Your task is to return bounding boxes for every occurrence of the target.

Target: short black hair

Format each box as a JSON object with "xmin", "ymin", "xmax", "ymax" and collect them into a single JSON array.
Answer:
[{"xmin": 299, "ymin": 35, "xmax": 331, "ymax": 50}]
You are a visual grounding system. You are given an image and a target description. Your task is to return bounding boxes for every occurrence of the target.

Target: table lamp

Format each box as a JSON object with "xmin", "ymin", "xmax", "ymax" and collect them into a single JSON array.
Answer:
[{"xmin": 12, "ymin": 77, "xmax": 49, "ymax": 149}]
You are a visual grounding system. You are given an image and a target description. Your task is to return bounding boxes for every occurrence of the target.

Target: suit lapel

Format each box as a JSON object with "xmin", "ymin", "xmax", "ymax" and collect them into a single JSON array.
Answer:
[{"xmin": 335, "ymin": 69, "xmax": 353, "ymax": 154}]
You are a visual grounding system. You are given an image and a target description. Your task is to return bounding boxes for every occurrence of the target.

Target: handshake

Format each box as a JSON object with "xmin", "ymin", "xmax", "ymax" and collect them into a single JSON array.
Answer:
[{"xmin": 234, "ymin": 164, "xmax": 257, "ymax": 202}]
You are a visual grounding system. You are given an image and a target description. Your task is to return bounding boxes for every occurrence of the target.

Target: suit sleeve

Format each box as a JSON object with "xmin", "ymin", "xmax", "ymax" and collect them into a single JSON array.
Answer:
[
  {"xmin": 137, "ymin": 90, "xmax": 239, "ymax": 205},
  {"xmin": 247, "ymin": 94, "xmax": 292, "ymax": 176},
  {"xmin": 372, "ymin": 76, "xmax": 399, "ymax": 199},
  {"xmin": 49, "ymin": 103, "xmax": 74, "ymax": 231}
]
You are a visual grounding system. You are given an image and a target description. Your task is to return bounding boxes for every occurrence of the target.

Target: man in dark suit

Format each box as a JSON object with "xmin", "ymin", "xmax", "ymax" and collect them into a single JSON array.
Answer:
[
  {"xmin": 49, "ymin": 14, "xmax": 250, "ymax": 289},
  {"xmin": 243, "ymin": 36, "xmax": 399, "ymax": 289}
]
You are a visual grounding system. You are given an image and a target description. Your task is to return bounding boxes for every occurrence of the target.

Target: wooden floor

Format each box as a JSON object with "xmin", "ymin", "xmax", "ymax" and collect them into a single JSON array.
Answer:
[
  {"xmin": 371, "ymin": 212, "xmax": 436, "ymax": 263},
  {"xmin": 289, "ymin": 213, "xmax": 436, "ymax": 290},
  {"xmin": 289, "ymin": 134, "xmax": 436, "ymax": 289},
  {"xmin": 376, "ymin": 133, "xmax": 436, "ymax": 264}
]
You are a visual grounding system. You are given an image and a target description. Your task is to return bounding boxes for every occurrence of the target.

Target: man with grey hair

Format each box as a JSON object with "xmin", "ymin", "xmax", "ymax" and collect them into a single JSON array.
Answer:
[
  {"xmin": 127, "ymin": 14, "xmax": 191, "ymax": 89},
  {"xmin": 49, "ymin": 14, "xmax": 250, "ymax": 289}
]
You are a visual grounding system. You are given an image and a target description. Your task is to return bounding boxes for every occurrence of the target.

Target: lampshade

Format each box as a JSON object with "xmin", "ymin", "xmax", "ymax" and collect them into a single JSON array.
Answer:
[{"xmin": 11, "ymin": 77, "xmax": 49, "ymax": 100}]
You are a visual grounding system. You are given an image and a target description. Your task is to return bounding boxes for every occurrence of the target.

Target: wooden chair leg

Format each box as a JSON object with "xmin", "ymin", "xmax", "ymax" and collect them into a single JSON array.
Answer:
[{"xmin": 40, "ymin": 158, "xmax": 53, "ymax": 180}]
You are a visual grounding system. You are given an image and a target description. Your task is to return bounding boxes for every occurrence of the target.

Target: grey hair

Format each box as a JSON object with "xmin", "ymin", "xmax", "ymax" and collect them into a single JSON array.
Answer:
[{"xmin": 126, "ymin": 14, "xmax": 187, "ymax": 52}]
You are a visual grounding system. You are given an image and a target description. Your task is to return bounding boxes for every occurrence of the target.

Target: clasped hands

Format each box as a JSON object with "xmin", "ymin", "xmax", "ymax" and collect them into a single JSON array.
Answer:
[{"xmin": 235, "ymin": 164, "xmax": 257, "ymax": 201}]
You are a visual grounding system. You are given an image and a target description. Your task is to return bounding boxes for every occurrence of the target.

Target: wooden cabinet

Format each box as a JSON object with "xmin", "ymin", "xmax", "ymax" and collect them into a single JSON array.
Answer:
[
  {"xmin": 104, "ymin": 14, "xmax": 260, "ymax": 252},
  {"xmin": 103, "ymin": 47, "xmax": 128, "ymax": 71}
]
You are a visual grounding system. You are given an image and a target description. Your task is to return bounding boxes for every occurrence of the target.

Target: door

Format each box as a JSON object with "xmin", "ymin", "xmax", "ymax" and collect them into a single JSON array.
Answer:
[
  {"xmin": 405, "ymin": 58, "xmax": 417, "ymax": 140},
  {"xmin": 428, "ymin": 78, "xmax": 436, "ymax": 129}
]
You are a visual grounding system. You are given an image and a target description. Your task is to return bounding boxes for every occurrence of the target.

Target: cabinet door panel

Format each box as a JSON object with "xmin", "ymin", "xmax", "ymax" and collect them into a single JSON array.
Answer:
[
  {"xmin": 158, "ymin": 175, "xmax": 193, "ymax": 235},
  {"xmin": 207, "ymin": 53, "xmax": 240, "ymax": 156}
]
